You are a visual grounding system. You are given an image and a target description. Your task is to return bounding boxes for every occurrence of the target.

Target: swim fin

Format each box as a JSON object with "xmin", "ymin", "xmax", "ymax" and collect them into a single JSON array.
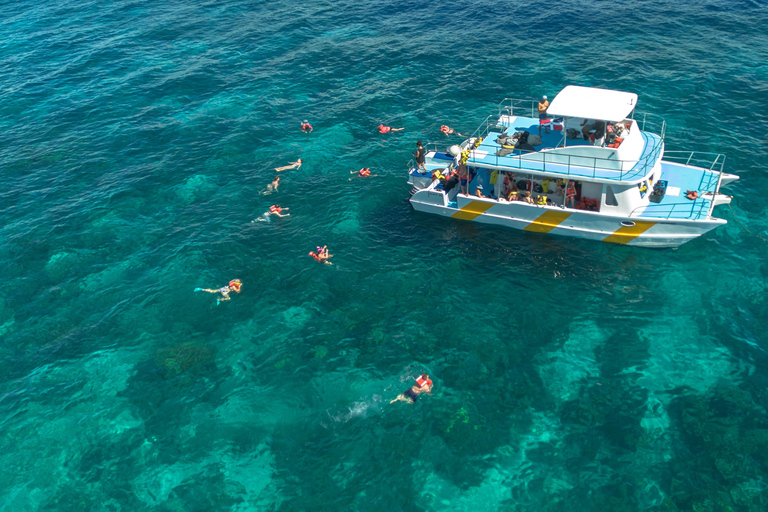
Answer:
[{"xmin": 194, "ymin": 288, "xmax": 202, "ymax": 292}]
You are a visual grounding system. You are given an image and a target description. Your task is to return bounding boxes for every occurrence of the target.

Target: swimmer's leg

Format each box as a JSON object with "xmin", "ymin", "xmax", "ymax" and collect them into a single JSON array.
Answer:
[{"xmin": 390, "ymin": 393, "xmax": 413, "ymax": 404}]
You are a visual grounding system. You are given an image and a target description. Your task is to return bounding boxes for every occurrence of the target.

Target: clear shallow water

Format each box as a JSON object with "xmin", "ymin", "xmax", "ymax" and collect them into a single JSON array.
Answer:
[{"xmin": 1, "ymin": 0, "xmax": 768, "ymax": 510}]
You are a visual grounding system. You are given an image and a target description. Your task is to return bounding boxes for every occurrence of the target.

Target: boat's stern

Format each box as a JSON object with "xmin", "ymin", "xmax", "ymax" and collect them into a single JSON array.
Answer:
[{"xmin": 408, "ymin": 168, "xmax": 433, "ymax": 193}]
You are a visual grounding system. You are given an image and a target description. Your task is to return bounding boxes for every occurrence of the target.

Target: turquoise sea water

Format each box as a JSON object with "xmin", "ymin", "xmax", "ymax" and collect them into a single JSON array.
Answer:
[{"xmin": 2, "ymin": 0, "xmax": 768, "ymax": 510}]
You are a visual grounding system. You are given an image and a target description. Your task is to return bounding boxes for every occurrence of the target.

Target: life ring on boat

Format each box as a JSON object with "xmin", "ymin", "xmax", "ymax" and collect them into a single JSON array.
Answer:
[{"xmin": 685, "ymin": 190, "xmax": 698, "ymax": 200}]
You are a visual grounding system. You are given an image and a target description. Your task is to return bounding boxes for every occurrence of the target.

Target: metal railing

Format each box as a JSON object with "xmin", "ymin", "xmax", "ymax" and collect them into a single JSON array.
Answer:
[
  {"xmin": 662, "ymin": 151, "xmax": 726, "ymax": 173},
  {"xmin": 629, "ymin": 200, "xmax": 712, "ymax": 221},
  {"xmin": 635, "ymin": 112, "xmax": 667, "ymax": 141},
  {"xmin": 497, "ymin": 98, "xmax": 540, "ymax": 119},
  {"xmin": 661, "ymin": 151, "xmax": 726, "ymax": 217},
  {"xmin": 456, "ymin": 134, "xmax": 664, "ymax": 182}
]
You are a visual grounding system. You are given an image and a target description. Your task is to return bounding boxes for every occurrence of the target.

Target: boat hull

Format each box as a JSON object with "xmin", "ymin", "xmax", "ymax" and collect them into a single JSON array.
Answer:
[{"xmin": 410, "ymin": 191, "xmax": 724, "ymax": 248}]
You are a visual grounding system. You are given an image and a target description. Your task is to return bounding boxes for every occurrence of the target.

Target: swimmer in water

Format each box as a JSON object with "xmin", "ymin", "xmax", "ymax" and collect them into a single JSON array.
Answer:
[
  {"xmin": 378, "ymin": 124, "xmax": 405, "ymax": 134},
  {"xmin": 259, "ymin": 176, "xmax": 280, "ymax": 195},
  {"xmin": 308, "ymin": 245, "xmax": 333, "ymax": 265},
  {"xmin": 275, "ymin": 159, "xmax": 302, "ymax": 172},
  {"xmin": 349, "ymin": 167, "xmax": 378, "ymax": 180},
  {"xmin": 300, "ymin": 120, "xmax": 313, "ymax": 133},
  {"xmin": 439, "ymin": 125, "xmax": 462, "ymax": 137},
  {"xmin": 390, "ymin": 374, "xmax": 433, "ymax": 404},
  {"xmin": 195, "ymin": 279, "xmax": 242, "ymax": 304},
  {"xmin": 253, "ymin": 204, "xmax": 290, "ymax": 222}
]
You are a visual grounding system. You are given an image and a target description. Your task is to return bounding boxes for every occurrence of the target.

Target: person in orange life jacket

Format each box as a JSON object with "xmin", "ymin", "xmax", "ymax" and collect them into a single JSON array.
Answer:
[
  {"xmin": 300, "ymin": 120, "xmax": 313, "ymax": 133},
  {"xmin": 268, "ymin": 204, "xmax": 289, "ymax": 217},
  {"xmin": 309, "ymin": 245, "xmax": 333, "ymax": 265},
  {"xmin": 275, "ymin": 159, "xmax": 302, "ymax": 172},
  {"xmin": 378, "ymin": 124, "xmax": 404, "ymax": 134},
  {"xmin": 195, "ymin": 279, "xmax": 242, "ymax": 304},
  {"xmin": 390, "ymin": 374, "xmax": 433, "ymax": 404},
  {"xmin": 349, "ymin": 167, "xmax": 378, "ymax": 180},
  {"xmin": 440, "ymin": 125, "xmax": 462, "ymax": 137},
  {"xmin": 253, "ymin": 204, "xmax": 289, "ymax": 222}
]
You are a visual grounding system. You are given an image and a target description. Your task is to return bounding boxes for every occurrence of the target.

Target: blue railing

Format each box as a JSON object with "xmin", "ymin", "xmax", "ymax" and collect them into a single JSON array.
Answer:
[
  {"xmin": 629, "ymin": 199, "xmax": 712, "ymax": 221},
  {"xmin": 662, "ymin": 151, "xmax": 725, "ymax": 173},
  {"xmin": 635, "ymin": 112, "xmax": 667, "ymax": 141},
  {"xmin": 460, "ymin": 132, "xmax": 664, "ymax": 182}
]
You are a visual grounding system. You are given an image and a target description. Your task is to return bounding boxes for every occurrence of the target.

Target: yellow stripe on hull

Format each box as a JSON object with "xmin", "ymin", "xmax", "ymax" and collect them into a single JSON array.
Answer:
[
  {"xmin": 602, "ymin": 221, "xmax": 657, "ymax": 244},
  {"xmin": 523, "ymin": 210, "xmax": 572, "ymax": 233},
  {"xmin": 451, "ymin": 200, "xmax": 496, "ymax": 221}
]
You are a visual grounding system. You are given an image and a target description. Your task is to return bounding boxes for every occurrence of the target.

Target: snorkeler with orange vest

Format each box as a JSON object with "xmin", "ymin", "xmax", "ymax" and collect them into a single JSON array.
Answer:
[
  {"xmin": 195, "ymin": 279, "xmax": 242, "ymax": 305},
  {"xmin": 390, "ymin": 374, "xmax": 433, "ymax": 404},
  {"xmin": 252, "ymin": 204, "xmax": 290, "ymax": 223},
  {"xmin": 378, "ymin": 124, "xmax": 404, "ymax": 134},
  {"xmin": 349, "ymin": 167, "xmax": 378, "ymax": 180},
  {"xmin": 440, "ymin": 125, "xmax": 462, "ymax": 137},
  {"xmin": 308, "ymin": 245, "xmax": 333, "ymax": 265}
]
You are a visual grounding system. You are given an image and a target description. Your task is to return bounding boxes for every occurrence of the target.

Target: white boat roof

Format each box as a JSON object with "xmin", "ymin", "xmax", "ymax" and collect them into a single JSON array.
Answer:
[{"xmin": 547, "ymin": 85, "xmax": 638, "ymax": 122}]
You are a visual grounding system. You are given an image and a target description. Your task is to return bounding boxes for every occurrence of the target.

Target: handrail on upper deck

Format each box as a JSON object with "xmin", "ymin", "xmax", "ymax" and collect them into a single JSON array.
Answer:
[
  {"xmin": 497, "ymin": 98, "xmax": 539, "ymax": 119},
  {"xmin": 461, "ymin": 131, "xmax": 664, "ymax": 182}
]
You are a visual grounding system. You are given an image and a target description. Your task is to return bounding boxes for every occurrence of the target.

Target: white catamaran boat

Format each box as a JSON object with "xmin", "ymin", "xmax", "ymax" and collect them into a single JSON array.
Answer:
[{"xmin": 408, "ymin": 86, "xmax": 739, "ymax": 248}]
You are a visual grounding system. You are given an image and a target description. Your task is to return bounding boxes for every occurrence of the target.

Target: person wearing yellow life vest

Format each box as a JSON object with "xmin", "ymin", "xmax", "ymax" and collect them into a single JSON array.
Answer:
[
  {"xmin": 390, "ymin": 374, "xmax": 433, "ymax": 404},
  {"xmin": 536, "ymin": 195, "xmax": 547, "ymax": 206}
]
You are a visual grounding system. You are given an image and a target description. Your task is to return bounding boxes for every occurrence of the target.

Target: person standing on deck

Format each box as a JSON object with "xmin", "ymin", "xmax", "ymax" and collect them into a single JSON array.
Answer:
[
  {"xmin": 413, "ymin": 140, "xmax": 427, "ymax": 172},
  {"xmin": 538, "ymin": 95, "xmax": 550, "ymax": 136}
]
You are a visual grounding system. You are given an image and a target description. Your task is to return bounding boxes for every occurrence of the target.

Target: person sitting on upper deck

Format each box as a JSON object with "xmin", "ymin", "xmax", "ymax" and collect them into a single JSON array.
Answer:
[{"xmin": 581, "ymin": 119, "xmax": 606, "ymax": 144}]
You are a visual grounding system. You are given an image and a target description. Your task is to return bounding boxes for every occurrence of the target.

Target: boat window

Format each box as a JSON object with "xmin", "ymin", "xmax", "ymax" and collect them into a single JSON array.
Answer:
[{"xmin": 605, "ymin": 185, "xmax": 619, "ymax": 206}]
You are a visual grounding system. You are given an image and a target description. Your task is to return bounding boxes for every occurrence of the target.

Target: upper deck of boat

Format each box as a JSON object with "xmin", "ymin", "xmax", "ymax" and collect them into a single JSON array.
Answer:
[{"xmin": 464, "ymin": 114, "xmax": 663, "ymax": 185}]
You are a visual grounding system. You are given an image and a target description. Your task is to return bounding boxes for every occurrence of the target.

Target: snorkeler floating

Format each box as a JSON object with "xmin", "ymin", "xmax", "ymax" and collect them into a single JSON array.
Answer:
[
  {"xmin": 440, "ymin": 125, "xmax": 462, "ymax": 137},
  {"xmin": 349, "ymin": 167, "xmax": 378, "ymax": 180},
  {"xmin": 378, "ymin": 124, "xmax": 404, "ymax": 134},
  {"xmin": 300, "ymin": 120, "xmax": 313, "ymax": 133},
  {"xmin": 253, "ymin": 204, "xmax": 290, "ymax": 222},
  {"xmin": 259, "ymin": 176, "xmax": 280, "ymax": 195},
  {"xmin": 275, "ymin": 159, "xmax": 302, "ymax": 172},
  {"xmin": 390, "ymin": 374, "xmax": 433, "ymax": 404},
  {"xmin": 308, "ymin": 245, "xmax": 333, "ymax": 265},
  {"xmin": 195, "ymin": 279, "xmax": 242, "ymax": 305}
]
